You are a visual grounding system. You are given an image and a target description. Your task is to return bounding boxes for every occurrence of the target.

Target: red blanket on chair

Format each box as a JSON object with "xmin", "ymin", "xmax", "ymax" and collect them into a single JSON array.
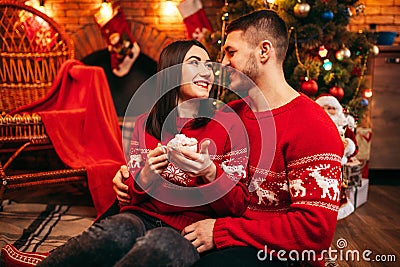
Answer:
[{"xmin": 11, "ymin": 59, "xmax": 125, "ymax": 217}]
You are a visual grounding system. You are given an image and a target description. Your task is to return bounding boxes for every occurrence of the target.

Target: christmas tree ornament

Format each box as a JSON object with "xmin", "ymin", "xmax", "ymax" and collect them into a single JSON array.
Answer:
[
  {"xmin": 364, "ymin": 88, "xmax": 373, "ymax": 98},
  {"xmin": 351, "ymin": 66, "xmax": 362, "ymax": 76},
  {"xmin": 318, "ymin": 45, "xmax": 328, "ymax": 58},
  {"xmin": 329, "ymin": 86, "xmax": 344, "ymax": 100},
  {"xmin": 300, "ymin": 78, "xmax": 318, "ymax": 96},
  {"xmin": 321, "ymin": 10, "xmax": 334, "ymax": 22},
  {"xmin": 323, "ymin": 59, "xmax": 333, "ymax": 71},
  {"xmin": 293, "ymin": 2, "xmax": 310, "ymax": 18},
  {"xmin": 360, "ymin": 98, "xmax": 369, "ymax": 106},
  {"xmin": 95, "ymin": 4, "xmax": 140, "ymax": 77},
  {"xmin": 342, "ymin": 47, "xmax": 351, "ymax": 58},
  {"xmin": 370, "ymin": 45, "xmax": 380, "ymax": 56},
  {"xmin": 335, "ymin": 50, "xmax": 345, "ymax": 61},
  {"xmin": 177, "ymin": 0, "xmax": 213, "ymax": 41}
]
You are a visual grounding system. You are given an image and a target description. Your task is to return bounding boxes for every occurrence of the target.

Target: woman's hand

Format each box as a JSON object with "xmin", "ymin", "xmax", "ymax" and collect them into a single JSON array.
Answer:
[
  {"xmin": 137, "ymin": 144, "xmax": 169, "ymax": 189},
  {"xmin": 168, "ymin": 140, "xmax": 216, "ymax": 183}
]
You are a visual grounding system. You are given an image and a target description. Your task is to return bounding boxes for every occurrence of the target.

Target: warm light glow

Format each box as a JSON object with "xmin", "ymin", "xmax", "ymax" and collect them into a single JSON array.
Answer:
[
  {"xmin": 264, "ymin": 0, "xmax": 277, "ymax": 9},
  {"xmin": 161, "ymin": 1, "xmax": 178, "ymax": 16},
  {"xmin": 364, "ymin": 88, "xmax": 373, "ymax": 98},
  {"xmin": 100, "ymin": 2, "xmax": 113, "ymax": 21},
  {"xmin": 25, "ymin": 0, "xmax": 50, "ymax": 16},
  {"xmin": 94, "ymin": 2, "xmax": 115, "ymax": 27},
  {"xmin": 318, "ymin": 46, "xmax": 328, "ymax": 58}
]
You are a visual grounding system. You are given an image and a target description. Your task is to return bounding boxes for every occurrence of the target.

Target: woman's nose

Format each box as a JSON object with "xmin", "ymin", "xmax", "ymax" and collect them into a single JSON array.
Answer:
[{"xmin": 199, "ymin": 63, "xmax": 212, "ymax": 76}]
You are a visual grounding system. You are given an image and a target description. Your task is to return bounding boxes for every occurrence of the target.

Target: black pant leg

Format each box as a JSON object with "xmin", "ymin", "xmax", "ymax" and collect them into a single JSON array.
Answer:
[
  {"xmin": 36, "ymin": 213, "xmax": 146, "ymax": 267},
  {"xmin": 115, "ymin": 227, "xmax": 200, "ymax": 267}
]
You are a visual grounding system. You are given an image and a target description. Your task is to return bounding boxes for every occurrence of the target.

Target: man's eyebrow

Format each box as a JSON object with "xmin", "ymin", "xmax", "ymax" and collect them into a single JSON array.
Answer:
[{"xmin": 222, "ymin": 45, "xmax": 230, "ymax": 51}]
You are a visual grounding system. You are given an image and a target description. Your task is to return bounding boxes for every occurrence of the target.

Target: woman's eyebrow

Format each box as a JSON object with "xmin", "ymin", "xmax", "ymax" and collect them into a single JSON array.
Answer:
[{"xmin": 186, "ymin": 56, "xmax": 202, "ymax": 61}]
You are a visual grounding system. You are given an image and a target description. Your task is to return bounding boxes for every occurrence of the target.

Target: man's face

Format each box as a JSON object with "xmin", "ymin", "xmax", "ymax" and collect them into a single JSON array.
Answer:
[{"xmin": 222, "ymin": 30, "xmax": 259, "ymax": 91}]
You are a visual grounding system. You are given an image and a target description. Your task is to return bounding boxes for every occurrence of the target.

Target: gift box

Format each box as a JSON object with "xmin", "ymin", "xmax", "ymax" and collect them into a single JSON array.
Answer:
[
  {"xmin": 348, "ymin": 178, "xmax": 369, "ymax": 209},
  {"xmin": 343, "ymin": 159, "xmax": 363, "ymax": 187}
]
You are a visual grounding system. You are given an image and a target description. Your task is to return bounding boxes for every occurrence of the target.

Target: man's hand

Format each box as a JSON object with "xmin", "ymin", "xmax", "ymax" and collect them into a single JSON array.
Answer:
[
  {"xmin": 112, "ymin": 165, "xmax": 130, "ymax": 206},
  {"xmin": 182, "ymin": 219, "xmax": 216, "ymax": 253}
]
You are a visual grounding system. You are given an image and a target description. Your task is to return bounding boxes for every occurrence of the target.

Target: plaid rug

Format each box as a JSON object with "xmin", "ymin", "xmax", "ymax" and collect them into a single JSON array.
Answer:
[{"xmin": 0, "ymin": 200, "xmax": 96, "ymax": 254}]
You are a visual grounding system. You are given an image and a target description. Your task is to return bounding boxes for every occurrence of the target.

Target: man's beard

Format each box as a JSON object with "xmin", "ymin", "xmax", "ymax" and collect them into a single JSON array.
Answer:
[
  {"xmin": 241, "ymin": 53, "xmax": 259, "ymax": 82},
  {"xmin": 225, "ymin": 54, "xmax": 259, "ymax": 95}
]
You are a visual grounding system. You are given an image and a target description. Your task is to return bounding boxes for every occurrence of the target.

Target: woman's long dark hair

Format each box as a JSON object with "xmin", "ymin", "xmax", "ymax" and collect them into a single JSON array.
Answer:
[{"xmin": 146, "ymin": 40, "xmax": 215, "ymax": 140}]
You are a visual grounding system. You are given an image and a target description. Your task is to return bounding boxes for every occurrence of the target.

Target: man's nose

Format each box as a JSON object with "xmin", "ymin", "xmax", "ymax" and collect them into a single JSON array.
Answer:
[{"xmin": 221, "ymin": 56, "xmax": 229, "ymax": 66}]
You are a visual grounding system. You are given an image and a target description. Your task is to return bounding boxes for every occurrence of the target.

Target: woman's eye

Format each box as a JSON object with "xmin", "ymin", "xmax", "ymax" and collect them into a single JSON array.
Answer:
[
  {"xmin": 205, "ymin": 62, "xmax": 213, "ymax": 70},
  {"xmin": 188, "ymin": 60, "xmax": 199, "ymax": 66}
]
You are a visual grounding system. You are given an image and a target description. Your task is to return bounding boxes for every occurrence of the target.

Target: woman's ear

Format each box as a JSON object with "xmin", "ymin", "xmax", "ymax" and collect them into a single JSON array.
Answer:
[{"xmin": 259, "ymin": 40, "xmax": 272, "ymax": 63}]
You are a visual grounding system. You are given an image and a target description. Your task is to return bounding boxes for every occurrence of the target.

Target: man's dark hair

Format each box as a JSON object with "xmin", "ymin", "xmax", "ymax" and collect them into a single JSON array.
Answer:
[{"xmin": 226, "ymin": 10, "xmax": 289, "ymax": 62}]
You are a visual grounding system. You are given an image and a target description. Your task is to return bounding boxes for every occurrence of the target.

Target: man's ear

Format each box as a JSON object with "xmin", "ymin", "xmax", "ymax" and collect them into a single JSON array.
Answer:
[{"xmin": 259, "ymin": 40, "xmax": 272, "ymax": 63}]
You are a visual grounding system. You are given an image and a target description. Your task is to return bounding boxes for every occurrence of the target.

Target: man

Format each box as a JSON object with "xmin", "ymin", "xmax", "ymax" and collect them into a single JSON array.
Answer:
[{"xmin": 114, "ymin": 10, "xmax": 343, "ymax": 267}]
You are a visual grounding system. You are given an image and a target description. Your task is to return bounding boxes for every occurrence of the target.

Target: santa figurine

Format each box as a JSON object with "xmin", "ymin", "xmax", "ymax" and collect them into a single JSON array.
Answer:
[
  {"xmin": 315, "ymin": 94, "xmax": 357, "ymax": 164},
  {"xmin": 315, "ymin": 94, "xmax": 358, "ymax": 220}
]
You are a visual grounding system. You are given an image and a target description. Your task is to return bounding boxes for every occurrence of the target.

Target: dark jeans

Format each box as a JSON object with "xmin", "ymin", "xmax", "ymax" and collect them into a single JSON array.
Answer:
[
  {"xmin": 193, "ymin": 247, "xmax": 301, "ymax": 267},
  {"xmin": 36, "ymin": 212, "xmax": 199, "ymax": 267}
]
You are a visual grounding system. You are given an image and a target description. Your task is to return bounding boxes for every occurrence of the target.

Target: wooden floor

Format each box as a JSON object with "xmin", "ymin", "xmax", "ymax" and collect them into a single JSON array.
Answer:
[
  {"xmin": 3, "ymin": 184, "xmax": 400, "ymax": 267},
  {"xmin": 331, "ymin": 184, "xmax": 400, "ymax": 267}
]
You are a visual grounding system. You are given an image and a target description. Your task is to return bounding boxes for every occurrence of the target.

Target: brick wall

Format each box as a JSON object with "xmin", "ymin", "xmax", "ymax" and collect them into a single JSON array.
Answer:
[
  {"xmin": 17, "ymin": 0, "xmax": 224, "ymax": 60},
  {"xmin": 13, "ymin": 0, "xmax": 400, "ymax": 59},
  {"xmin": 348, "ymin": 0, "xmax": 400, "ymax": 46}
]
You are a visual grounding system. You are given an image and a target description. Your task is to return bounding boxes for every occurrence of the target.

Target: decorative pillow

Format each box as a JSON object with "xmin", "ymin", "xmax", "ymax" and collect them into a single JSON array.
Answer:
[{"xmin": 1, "ymin": 244, "xmax": 49, "ymax": 267}]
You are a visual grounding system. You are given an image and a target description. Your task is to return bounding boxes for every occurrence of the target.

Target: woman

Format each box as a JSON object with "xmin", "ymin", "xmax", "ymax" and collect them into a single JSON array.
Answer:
[{"xmin": 37, "ymin": 40, "xmax": 249, "ymax": 267}]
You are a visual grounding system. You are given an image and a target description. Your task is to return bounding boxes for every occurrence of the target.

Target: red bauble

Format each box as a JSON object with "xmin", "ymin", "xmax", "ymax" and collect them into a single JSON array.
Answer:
[
  {"xmin": 300, "ymin": 79, "xmax": 318, "ymax": 96},
  {"xmin": 329, "ymin": 86, "xmax": 344, "ymax": 100}
]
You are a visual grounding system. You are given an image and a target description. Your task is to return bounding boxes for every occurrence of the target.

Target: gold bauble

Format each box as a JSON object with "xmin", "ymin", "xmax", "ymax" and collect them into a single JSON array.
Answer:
[{"xmin": 294, "ymin": 3, "xmax": 311, "ymax": 18}]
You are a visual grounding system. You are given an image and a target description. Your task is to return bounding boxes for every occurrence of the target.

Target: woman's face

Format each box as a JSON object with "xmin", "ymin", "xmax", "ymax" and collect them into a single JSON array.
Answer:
[{"xmin": 179, "ymin": 45, "xmax": 214, "ymax": 103}]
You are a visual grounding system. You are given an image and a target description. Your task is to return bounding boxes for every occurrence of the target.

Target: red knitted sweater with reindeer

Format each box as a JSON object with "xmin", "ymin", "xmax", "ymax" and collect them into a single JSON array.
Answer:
[{"xmin": 213, "ymin": 94, "xmax": 344, "ymax": 267}]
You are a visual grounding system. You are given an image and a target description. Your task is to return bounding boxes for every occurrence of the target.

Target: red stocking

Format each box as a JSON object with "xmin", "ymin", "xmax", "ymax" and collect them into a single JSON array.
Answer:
[
  {"xmin": 177, "ymin": 0, "xmax": 213, "ymax": 41},
  {"xmin": 95, "ymin": 5, "xmax": 140, "ymax": 77}
]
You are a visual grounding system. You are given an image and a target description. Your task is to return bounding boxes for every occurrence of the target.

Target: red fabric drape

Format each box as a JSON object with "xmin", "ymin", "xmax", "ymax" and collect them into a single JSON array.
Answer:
[{"xmin": 11, "ymin": 59, "xmax": 125, "ymax": 217}]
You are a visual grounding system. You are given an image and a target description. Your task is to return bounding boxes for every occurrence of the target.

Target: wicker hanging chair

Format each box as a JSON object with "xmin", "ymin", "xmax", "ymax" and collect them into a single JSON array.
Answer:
[{"xmin": 0, "ymin": 1, "xmax": 86, "ymax": 201}]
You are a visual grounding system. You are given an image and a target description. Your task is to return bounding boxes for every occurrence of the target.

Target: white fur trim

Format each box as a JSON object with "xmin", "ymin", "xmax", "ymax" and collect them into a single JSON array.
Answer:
[
  {"xmin": 315, "ymin": 95, "xmax": 343, "ymax": 111},
  {"xmin": 331, "ymin": 112, "xmax": 347, "ymax": 127},
  {"xmin": 344, "ymin": 138, "xmax": 356, "ymax": 157},
  {"xmin": 346, "ymin": 115, "xmax": 355, "ymax": 129},
  {"xmin": 177, "ymin": 0, "xmax": 203, "ymax": 18}
]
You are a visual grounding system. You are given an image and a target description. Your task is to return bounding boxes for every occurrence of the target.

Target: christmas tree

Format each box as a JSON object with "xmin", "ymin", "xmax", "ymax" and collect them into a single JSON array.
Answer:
[{"xmin": 206, "ymin": 0, "xmax": 377, "ymax": 122}]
